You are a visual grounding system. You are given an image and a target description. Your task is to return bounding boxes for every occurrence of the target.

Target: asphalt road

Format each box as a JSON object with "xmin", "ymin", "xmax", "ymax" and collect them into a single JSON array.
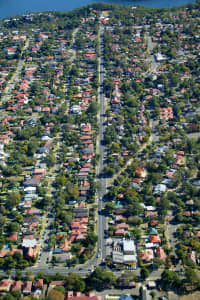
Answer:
[
  {"xmin": 97, "ymin": 25, "xmax": 107, "ymax": 262},
  {"xmin": 145, "ymin": 30, "xmax": 158, "ymax": 73}
]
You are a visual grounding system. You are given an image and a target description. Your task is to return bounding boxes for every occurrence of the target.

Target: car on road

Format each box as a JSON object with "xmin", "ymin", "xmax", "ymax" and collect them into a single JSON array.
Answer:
[{"xmin": 88, "ymin": 268, "xmax": 94, "ymax": 273}]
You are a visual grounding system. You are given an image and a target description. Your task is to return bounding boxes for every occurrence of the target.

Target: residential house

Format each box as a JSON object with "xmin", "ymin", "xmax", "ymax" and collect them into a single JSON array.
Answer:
[
  {"xmin": 65, "ymin": 291, "xmax": 101, "ymax": 300},
  {"xmin": 73, "ymin": 207, "xmax": 89, "ymax": 218},
  {"xmin": 11, "ymin": 281, "xmax": 22, "ymax": 292},
  {"xmin": 155, "ymin": 247, "xmax": 166, "ymax": 261},
  {"xmin": 23, "ymin": 281, "xmax": 32, "ymax": 295},
  {"xmin": 140, "ymin": 249, "xmax": 154, "ymax": 262},
  {"xmin": 0, "ymin": 280, "xmax": 12, "ymax": 292}
]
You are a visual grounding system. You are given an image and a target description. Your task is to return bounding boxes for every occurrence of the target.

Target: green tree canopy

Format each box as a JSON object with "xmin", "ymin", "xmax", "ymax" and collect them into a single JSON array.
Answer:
[
  {"xmin": 87, "ymin": 267, "xmax": 116, "ymax": 290},
  {"xmin": 46, "ymin": 289, "xmax": 64, "ymax": 300},
  {"xmin": 65, "ymin": 273, "xmax": 85, "ymax": 292}
]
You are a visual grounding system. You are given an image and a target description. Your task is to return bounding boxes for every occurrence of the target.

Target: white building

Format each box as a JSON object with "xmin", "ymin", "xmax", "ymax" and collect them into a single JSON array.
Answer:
[
  {"xmin": 122, "ymin": 240, "xmax": 137, "ymax": 269},
  {"xmin": 154, "ymin": 184, "xmax": 166, "ymax": 194},
  {"xmin": 123, "ymin": 240, "xmax": 136, "ymax": 254},
  {"xmin": 155, "ymin": 52, "xmax": 165, "ymax": 61}
]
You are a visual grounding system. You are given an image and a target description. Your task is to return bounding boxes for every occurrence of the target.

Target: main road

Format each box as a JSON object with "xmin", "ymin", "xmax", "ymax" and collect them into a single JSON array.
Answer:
[
  {"xmin": 97, "ymin": 24, "xmax": 107, "ymax": 262},
  {"xmin": 145, "ymin": 30, "xmax": 158, "ymax": 74}
]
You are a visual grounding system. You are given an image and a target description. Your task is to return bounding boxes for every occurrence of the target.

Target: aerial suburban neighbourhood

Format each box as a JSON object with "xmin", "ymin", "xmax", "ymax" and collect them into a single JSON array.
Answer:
[{"xmin": 0, "ymin": 1, "xmax": 200, "ymax": 299}]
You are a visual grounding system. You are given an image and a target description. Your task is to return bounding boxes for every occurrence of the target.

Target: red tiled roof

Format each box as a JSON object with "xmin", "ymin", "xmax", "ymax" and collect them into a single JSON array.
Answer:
[
  {"xmin": 8, "ymin": 233, "xmax": 17, "ymax": 240},
  {"xmin": 59, "ymin": 240, "xmax": 69, "ymax": 251},
  {"xmin": 149, "ymin": 235, "xmax": 161, "ymax": 243},
  {"xmin": 150, "ymin": 220, "xmax": 158, "ymax": 227},
  {"xmin": 11, "ymin": 281, "xmax": 22, "ymax": 291},
  {"xmin": 182, "ymin": 211, "xmax": 191, "ymax": 217},
  {"xmin": 114, "ymin": 229, "xmax": 125, "ymax": 236},
  {"xmin": 34, "ymin": 279, "xmax": 43, "ymax": 289},
  {"xmin": 49, "ymin": 280, "xmax": 65, "ymax": 287},
  {"xmin": 65, "ymin": 296, "xmax": 100, "ymax": 300},
  {"xmin": 140, "ymin": 249, "xmax": 154, "ymax": 262},
  {"xmin": 116, "ymin": 223, "xmax": 129, "ymax": 229},
  {"xmin": 156, "ymin": 247, "xmax": 166, "ymax": 261}
]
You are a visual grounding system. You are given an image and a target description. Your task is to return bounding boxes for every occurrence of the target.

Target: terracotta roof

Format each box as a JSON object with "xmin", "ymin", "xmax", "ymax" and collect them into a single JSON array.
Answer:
[
  {"xmin": 156, "ymin": 247, "xmax": 167, "ymax": 261},
  {"xmin": 0, "ymin": 280, "xmax": 12, "ymax": 291},
  {"xmin": 149, "ymin": 235, "xmax": 161, "ymax": 243},
  {"xmin": 182, "ymin": 211, "xmax": 191, "ymax": 217},
  {"xmin": 65, "ymin": 291, "xmax": 101, "ymax": 300},
  {"xmin": 49, "ymin": 280, "xmax": 65, "ymax": 287},
  {"xmin": 8, "ymin": 233, "xmax": 17, "ymax": 240},
  {"xmin": 140, "ymin": 249, "xmax": 154, "ymax": 262},
  {"xmin": 34, "ymin": 279, "xmax": 43, "ymax": 289},
  {"xmin": 66, "ymin": 296, "xmax": 100, "ymax": 300},
  {"xmin": 59, "ymin": 240, "xmax": 69, "ymax": 251},
  {"xmin": 115, "ymin": 229, "xmax": 125, "ymax": 236},
  {"xmin": 23, "ymin": 281, "xmax": 32, "ymax": 293},
  {"xmin": 150, "ymin": 220, "xmax": 158, "ymax": 227},
  {"xmin": 116, "ymin": 223, "xmax": 129, "ymax": 229},
  {"xmin": 11, "ymin": 281, "xmax": 22, "ymax": 291}
]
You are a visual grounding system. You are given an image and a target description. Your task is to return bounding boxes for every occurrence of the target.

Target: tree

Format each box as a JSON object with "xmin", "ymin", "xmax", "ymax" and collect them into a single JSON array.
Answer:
[
  {"xmin": 45, "ymin": 151, "xmax": 56, "ymax": 168},
  {"xmin": 111, "ymin": 142, "xmax": 120, "ymax": 153},
  {"xmin": 25, "ymin": 271, "xmax": 33, "ymax": 281},
  {"xmin": 87, "ymin": 102, "xmax": 99, "ymax": 115},
  {"xmin": 46, "ymin": 289, "xmax": 64, "ymax": 300},
  {"xmin": 83, "ymin": 233, "xmax": 97, "ymax": 247},
  {"xmin": 71, "ymin": 65, "xmax": 79, "ymax": 77},
  {"xmin": 116, "ymin": 271, "xmax": 138, "ymax": 288},
  {"xmin": 6, "ymin": 193, "xmax": 21, "ymax": 209},
  {"xmin": 150, "ymin": 291, "xmax": 156, "ymax": 300},
  {"xmin": 103, "ymin": 165, "xmax": 115, "ymax": 177},
  {"xmin": 158, "ymin": 196, "xmax": 170, "ymax": 220},
  {"xmin": 104, "ymin": 78, "xmax": 114, "ymax": 97},
  {"xmin": 125, "ymin": 201, "xmax": 143, "ymax": 217},
  {"xmin": 53, "ymin": 286, "xmax": 65, "ymax": 295},
  {"xmin": 104, "ymin": 202, "xmax": 115, "ymax": 214},
  {"xmin": 71, "ymin": 243, "xmax": 82, "ymax": 255},
  {"xmin": 66, "ymin": 185, "xmax": 79, "ymax": 202},
  {"xmin": 65, "ymin": 273, "xmax": 85, "ymax": 292},
  {"xmin": 161, "ymin": 269, "xmax": 181, "ymax": 290},
  {"xmin": 3, "ymin": 294, "xmax": 16, "ymax": 300},
  {"xmin": 185, "ymin": 267, "xmax": 200, "ymax": 288},
  {"xmin": 7, "ymin": 222, "xmax": 20, "ymax": 234},
  {"xmin": 56, "ymin": 176, "xmax": 67, "ymax": 187},
  {"xmin": 128, "ymin": 216, "xmax": 142, "ymax": 226},
  {"xmin": 10, "ymin": 290, "xmax": 21, "ymax": 299},
  {"xmin": 87, "ymin": 267, "xmax": 116, "ymax": 290},
  {"xmin": 140, "ymin": 267, "xmax": 149, "ymax": 281},
  {"xmin": 15, "ymin": 269, "xmax": 22, "ymax": 280},
  {"xmin": 27, "ymin": 140, "xmax": 38, "ymax": 156},
  {"xmin": 4, "ymin": 256, "xmax": 15, "ymax": 269},
  {"xmin": 153, "ymin": 257, "xmax": 164, "ymax": 269}
]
